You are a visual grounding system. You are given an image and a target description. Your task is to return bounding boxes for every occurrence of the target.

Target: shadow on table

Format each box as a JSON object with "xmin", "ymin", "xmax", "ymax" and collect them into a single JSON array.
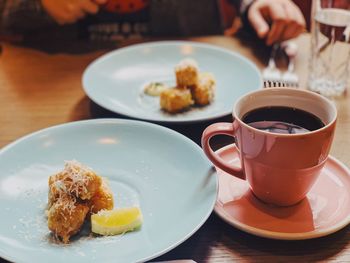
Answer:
[
  {"xmin": 89, "ymin": 100, "xmax": 234, "ymax": 150},
  {"xmin": 151, "ymin": 213, "xmax": 350, "ymax": 262},
  {"xmin": 218, "ymin": 214, "xmax": 350, "ymax": 261},
  {"xmin": 69, "ymin": 96, "xmax": 92, "ymax": 121}
]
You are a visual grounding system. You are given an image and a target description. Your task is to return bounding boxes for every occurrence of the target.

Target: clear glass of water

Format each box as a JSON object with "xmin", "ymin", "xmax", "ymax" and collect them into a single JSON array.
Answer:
[{"xmin": 308, "ymin": 0, "xmax": 350, "ymax": 97}]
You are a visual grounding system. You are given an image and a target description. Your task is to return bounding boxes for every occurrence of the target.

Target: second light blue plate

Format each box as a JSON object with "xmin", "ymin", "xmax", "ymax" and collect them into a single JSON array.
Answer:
[{"xmin": 83, "ymin": 41, "xmax": 262, "ymax": 123}]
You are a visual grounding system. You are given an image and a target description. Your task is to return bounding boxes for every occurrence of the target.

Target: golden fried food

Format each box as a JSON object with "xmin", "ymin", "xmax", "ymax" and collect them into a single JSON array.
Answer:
[
  {"xmin": 191, "ymin": 72, "xmax": 216, "ymax": 106},
  {"xmin": 89, "ymin": 178, "xmax": 114, "ymax": 214},
  {"xmin": 160, "ymin": 88, "xmax": 194, "ymax": 113},
  {"xmin": 47, "ymin": 194, "xmax": 89, "ymax": 243},
  {"xmin": 149, "ymin": 58, "xmax": 216, "ymax": 114},
  {"xmin": 175, "ymin": 58, "xmax": 199, "ymax": 87},
  {"xmin": 47, "ymin": 161, "xmax": 114, "ymax": 243},
  {"xmin": 49, "ymin": 160, "xmax": 102, "ymax": 201}
]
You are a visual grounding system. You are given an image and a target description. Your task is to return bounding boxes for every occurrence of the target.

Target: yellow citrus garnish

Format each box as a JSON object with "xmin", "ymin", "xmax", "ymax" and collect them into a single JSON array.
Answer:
[{"xmin": 91, "ymin": 207, "xmax": 143, "ymax": 236}]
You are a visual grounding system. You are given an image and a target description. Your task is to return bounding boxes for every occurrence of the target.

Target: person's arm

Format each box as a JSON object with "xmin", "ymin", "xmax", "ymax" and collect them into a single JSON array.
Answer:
[
  {"xmin": 41, "ymin": 0, "xmax": 107, "ymax": 25},
  {"xmin": 0, "ymin": 0, "xmax": 107, "ymax": 36},
  {"xmin": 229, "ymin": 0, "xmax": 306, "ymax": 45}
]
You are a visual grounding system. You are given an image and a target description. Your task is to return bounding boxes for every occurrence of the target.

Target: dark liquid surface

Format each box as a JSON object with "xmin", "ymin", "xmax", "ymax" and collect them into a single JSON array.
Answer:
[{"xmin": 242, "ymin": 106, "xmax": 325, "ymax": 134}]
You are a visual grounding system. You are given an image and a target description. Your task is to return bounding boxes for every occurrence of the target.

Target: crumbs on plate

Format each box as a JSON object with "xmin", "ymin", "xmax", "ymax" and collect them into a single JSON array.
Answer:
[{"xmin": 144, "ymin": 58, "xmax": 216, "ymax": 113}]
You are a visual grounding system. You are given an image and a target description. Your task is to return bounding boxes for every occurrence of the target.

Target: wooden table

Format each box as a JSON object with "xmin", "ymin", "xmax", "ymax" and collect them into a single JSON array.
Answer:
[{"xmin": 1, "ymin": 33, "xmax": 350, "ymax": 262}]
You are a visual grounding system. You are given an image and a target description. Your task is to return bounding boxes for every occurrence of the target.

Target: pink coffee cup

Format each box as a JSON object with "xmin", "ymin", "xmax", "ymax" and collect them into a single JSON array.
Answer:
[{"xmin": 202, "ymin": 88, "xmax": 337, "ymax": 206}]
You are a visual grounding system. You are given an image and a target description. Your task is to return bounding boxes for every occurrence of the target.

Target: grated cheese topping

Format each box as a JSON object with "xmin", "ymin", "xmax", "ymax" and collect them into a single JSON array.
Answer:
[
  {"xmin": 49, "ymin": 160, "xmax": 97, "ymax": 200},
  {"xmin": 48, "ymin": 194, "xmax": 77, "ymax": 219}
]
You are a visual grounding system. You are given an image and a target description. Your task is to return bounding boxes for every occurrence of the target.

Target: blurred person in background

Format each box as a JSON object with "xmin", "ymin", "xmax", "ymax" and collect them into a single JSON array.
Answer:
[{"xmin": 0, "ymin": 0, "xmax": 305, "ymax": 51}]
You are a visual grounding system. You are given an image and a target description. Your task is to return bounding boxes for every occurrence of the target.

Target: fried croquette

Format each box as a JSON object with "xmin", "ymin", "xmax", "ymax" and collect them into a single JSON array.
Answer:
[
  {"xmin": 191, "ymin": 72, "xmax": 216, "ymax": 105},
  {"xmin": 175, "ymin": 58, "xmax": 199, "ymax": 87},
  {"xmin": 89, "ymin": 178, "xmax": 114, "ymax": 214},
  {"xmin": 47, "ymin": 161, "xmax": 114, "ymax": 243},
  {"xmin": 47, "ymin": 194, "xmax": 89, "ymax": 243},
  {"xmin": 48, "ymin": 160, "xmax": 102, "ymax": 201},
  {"xmin": 160, "ymin": 88, "xmax": 194, "ymax": 113}
]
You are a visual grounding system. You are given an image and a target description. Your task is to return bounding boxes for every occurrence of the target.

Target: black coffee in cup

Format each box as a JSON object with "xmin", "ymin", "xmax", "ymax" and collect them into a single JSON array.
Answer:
[{"xmin": 242, "ymin": 106, "xmax": 325, "ymax": 134}]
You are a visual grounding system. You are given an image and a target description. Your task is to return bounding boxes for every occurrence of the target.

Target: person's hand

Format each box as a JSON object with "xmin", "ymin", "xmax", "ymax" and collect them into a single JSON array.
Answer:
[
  {"xmin": 41, "ymin": 0, "xmax": 107, "ymax": 25},
  {"xmin": 247, "ymin": 0, "xmax": 306, "ymax": 45}
]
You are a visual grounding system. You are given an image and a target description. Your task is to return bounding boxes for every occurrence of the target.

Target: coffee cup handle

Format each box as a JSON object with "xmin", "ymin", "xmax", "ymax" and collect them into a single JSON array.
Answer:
[{"xmin": 201, "ymin": 122, "xmax": 245, "ymax": 180}]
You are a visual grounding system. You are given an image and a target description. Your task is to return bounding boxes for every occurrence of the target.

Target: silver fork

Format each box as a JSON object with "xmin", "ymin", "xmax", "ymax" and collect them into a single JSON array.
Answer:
[
  {"xmin": 281, "ymin": 41, "xmax": 299, "ymax": 88},
  {"xmin": 262, "ymin": 43, "xmax": 299, "ymax": 88},
  {"xmin": 262, "ymin": 43, "xmax": 282, "ymax": 88}
]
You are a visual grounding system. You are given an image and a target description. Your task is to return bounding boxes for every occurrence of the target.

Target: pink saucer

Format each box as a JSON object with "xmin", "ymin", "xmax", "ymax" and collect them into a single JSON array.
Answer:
[{"xmin": 214, "ymin": 144, "xmax": 350, "ymax": 240}]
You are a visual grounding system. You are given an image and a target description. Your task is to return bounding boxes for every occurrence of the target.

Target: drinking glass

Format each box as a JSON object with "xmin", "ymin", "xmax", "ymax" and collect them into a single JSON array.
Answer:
[{"xmin": 308, "ymin": 0, "xmax": 350, "ymax": 97}]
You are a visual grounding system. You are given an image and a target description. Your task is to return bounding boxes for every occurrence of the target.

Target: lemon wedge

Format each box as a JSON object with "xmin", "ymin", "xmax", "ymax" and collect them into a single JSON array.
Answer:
[{"xmin": 91, "ymin": 207, "xmax": 143, "ymax": 236}]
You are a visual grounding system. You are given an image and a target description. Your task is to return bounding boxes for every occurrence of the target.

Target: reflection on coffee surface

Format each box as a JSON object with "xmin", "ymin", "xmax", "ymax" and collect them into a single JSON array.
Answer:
[{"xmin": 242, "ymin": 106, "xmax": 325, "ymax": 134}]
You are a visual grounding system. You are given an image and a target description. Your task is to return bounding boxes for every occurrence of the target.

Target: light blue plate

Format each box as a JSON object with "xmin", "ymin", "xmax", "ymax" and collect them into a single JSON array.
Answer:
[
  {"xmin": 83, "ymin": 41, "xmax": 262, "ymax": 123},
  {"xmin": 0, "ymin": 119, "xmax": 217, "ymax": 263}
]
